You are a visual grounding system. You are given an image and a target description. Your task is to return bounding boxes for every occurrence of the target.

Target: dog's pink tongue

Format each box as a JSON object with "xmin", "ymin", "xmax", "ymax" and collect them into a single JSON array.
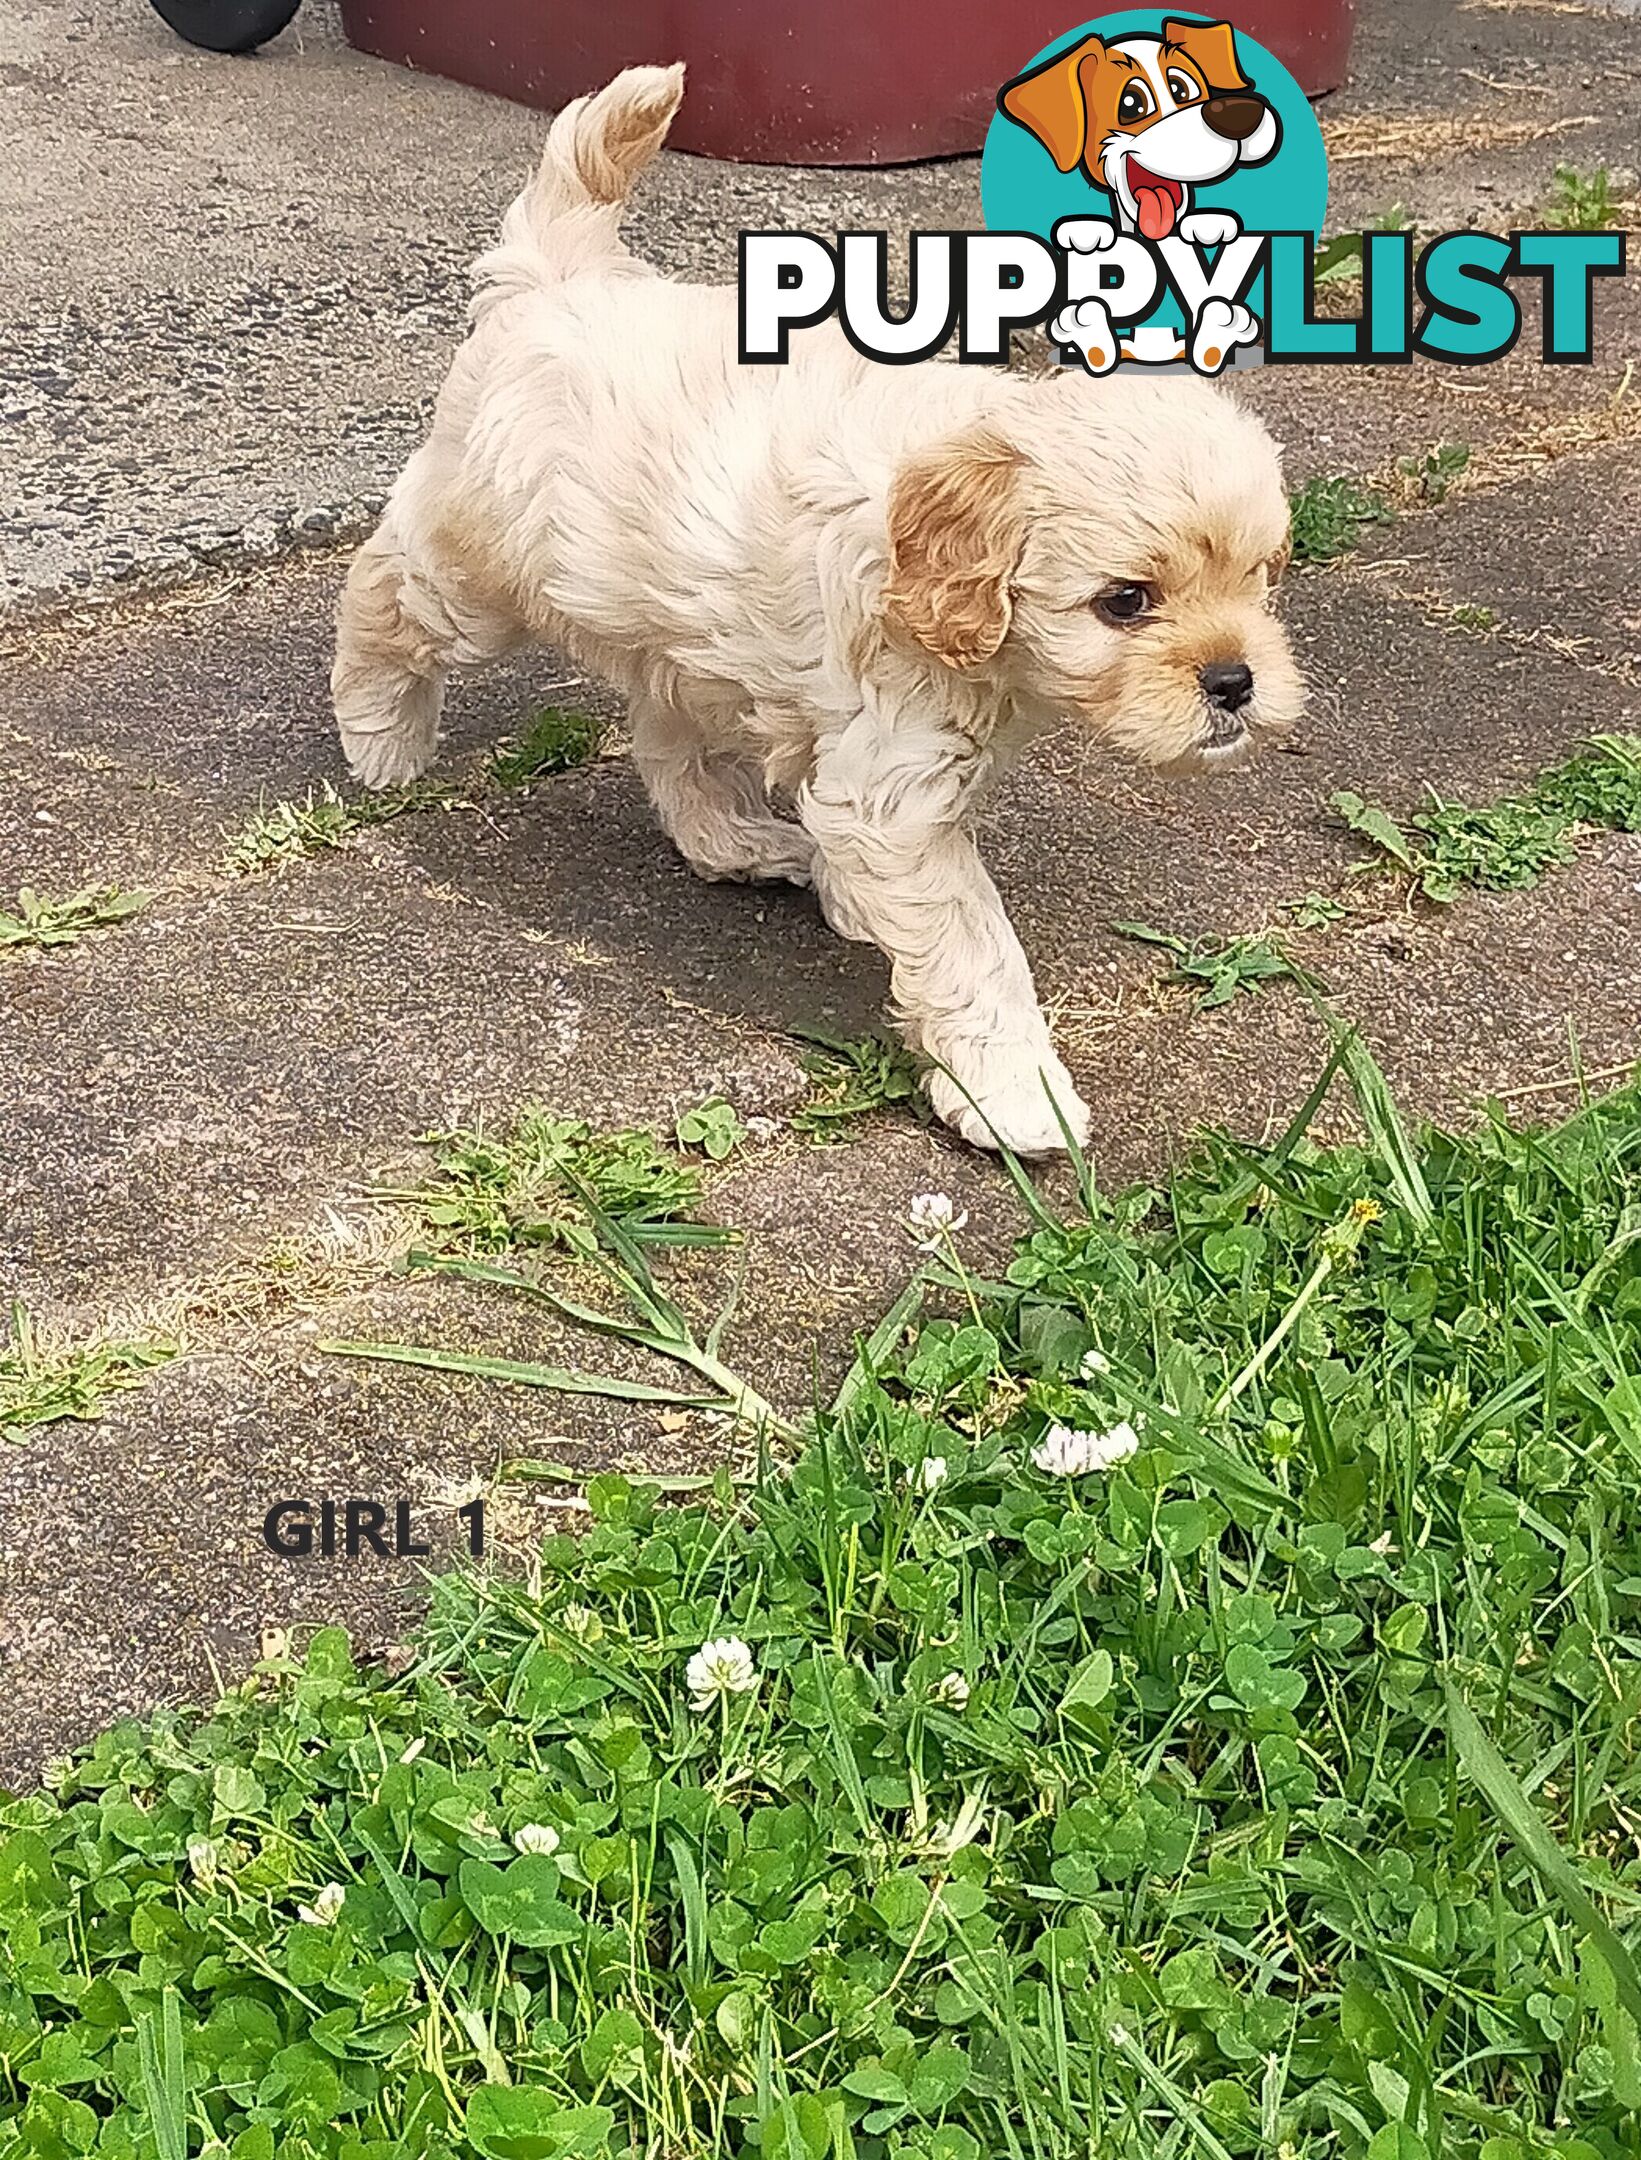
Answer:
[{"xmin": 1135, "ymin": 185, "xmax": 1175, "ymax": 240}]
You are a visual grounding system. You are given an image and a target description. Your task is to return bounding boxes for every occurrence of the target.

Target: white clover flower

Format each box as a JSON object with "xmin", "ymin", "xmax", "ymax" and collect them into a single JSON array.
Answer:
[
  {"xmin": 187, "ymin": 1838, "xmax": 221, "ymax": 1888},
  {"xmin": 933, "ymin": 1671, "xmax": 971, "ymax": 1712},
  {"xmin": 298, "ymin": 1882, "xmax": 346, "ymax": 1927},
  {"xmin": 1031, "ymin": 1421, "xmax": 1141, "ymax": 1477},
  {"xmin": 686, "ymin": 1635, "xmax": 759, "ymax": 1714},
  {"xmin": 1078, "ymin": 1347, "xmax": 1111, "ymax": 1379},
  {"xmin": 514, "ymin": 1823, "xmax": 561, "ymax": 1856},
  {"xmin": 905, "ymin": 1192, "xmax": 969, "ymax": 1252},
  {"xmin": 914, "ymin": 1455, "xmax": 949, "ymax": 1493}
]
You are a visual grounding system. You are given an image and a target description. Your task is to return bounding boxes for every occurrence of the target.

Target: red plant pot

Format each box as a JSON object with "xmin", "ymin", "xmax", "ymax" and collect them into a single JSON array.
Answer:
[{"xmin": 338, "ymin": 1, "xmax": 1355, "ymax": 166}]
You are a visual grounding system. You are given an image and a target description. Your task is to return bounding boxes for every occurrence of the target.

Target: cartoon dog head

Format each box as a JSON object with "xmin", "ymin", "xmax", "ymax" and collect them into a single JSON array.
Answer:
[{"xmin": 999, "ymin": 17, "xmax": 1280, "ymax": 240}]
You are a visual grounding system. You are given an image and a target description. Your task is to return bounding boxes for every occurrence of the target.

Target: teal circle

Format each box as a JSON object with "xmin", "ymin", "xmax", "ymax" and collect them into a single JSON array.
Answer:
[{"xmin": 981, "ymin": 11, "xmax": 1328, "ymax": 296}]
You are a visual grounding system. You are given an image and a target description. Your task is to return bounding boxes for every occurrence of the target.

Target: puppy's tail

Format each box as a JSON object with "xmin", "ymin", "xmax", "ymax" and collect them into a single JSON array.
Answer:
[
  {"xmin": 534, "ymin": 63, "xmax": 684, "ymax": 219},
  {"xmin": 476, "ymin": 64, "xmax": 684, "ymax": 305}
]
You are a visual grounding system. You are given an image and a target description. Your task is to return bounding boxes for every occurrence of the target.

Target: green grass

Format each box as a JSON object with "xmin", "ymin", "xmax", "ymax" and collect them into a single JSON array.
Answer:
[
  {"xmin": 0, "ymin": 885, "xmax": 147, "ymax": 953},
  {"xmin": 0, "ymin": 1301, "xmax": 175, "ymax": 1438},
  {"xmin": 1332, "ymin": 734, "xmax": 1641, "ymax": 904},
  {"xmin": 1289, "ymin": 475, "xmax": 1395, "ymax": 566},
  {"xmin": 372, "ymin": 1107, "xmax": 731, "ymax": 1259},
  {"xmin": 8, "ymin": 1044, "xmax": 1641, "ymax": 2157},
  {"xmin": 1114, "ymin": 921, "xmax": 1315, "ymax": 1007},
  {"xmin": 488, "ymin": 708, "xmax": 604, "ymax": 791},
  {"xmin": 1546, "ymin": 163, "xmax": 1622, "ymax": 232},
  {"xmin": 222, "ymin": 782, "xmax": 445, "ymax": 876},
  {"xmin": 791, "ymin": 1031, "xmax": 929, "ymax": 1141}
]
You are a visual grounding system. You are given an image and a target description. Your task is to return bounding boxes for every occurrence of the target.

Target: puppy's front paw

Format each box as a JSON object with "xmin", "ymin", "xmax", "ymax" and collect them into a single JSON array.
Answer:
[
  {"xmin": 342, "ymin": 727, "xmax": 439, "ymax": 790},
  {"xmin": 335, "ymin": 673, "xmax": 442, "ymax": 791},
  {"xmin": 1179, "ymin": 210, "xmax": 1242, "ymax": 248},
  {"xmin": 927, "ymin": 1049, "xmax": 1090, "ymax": 1158}
]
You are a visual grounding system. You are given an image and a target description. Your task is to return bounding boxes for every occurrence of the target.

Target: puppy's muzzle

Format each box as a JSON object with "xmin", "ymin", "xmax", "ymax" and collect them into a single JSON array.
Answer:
[
  {"xmin": 1200, "ymin": 660, "xmax": 1256, "ymax": 749},
  {"xmin": 1203, "ymin": 95, "xmax": 1267, "ymax": 142}
]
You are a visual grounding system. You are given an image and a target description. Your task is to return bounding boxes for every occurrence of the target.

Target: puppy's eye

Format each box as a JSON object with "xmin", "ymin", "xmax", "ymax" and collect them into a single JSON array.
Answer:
[
  {"xmin": 1166, "ymin": 69, "xmax": 1201, "ymax": 104},
  {"xmin": 1093, "ymin": 581, "xmax": 1155, "ymax": 626},
  {"xmin": 1116, "ymin": 82, "xmax": 1154, "ymax": 125}
]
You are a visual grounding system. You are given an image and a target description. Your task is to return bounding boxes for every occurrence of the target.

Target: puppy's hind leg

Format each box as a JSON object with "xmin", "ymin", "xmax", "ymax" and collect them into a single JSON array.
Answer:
[
  {"xmin": 630, "ymin": 696, "xmax": 815, "ymax": 886},
  {"xmin": 332, "ymin": 526, "xmax": 447, "ymax": 789},
  {"xmin": 332, "ymin": 455, "xmax": 519, "ymax": 790}
]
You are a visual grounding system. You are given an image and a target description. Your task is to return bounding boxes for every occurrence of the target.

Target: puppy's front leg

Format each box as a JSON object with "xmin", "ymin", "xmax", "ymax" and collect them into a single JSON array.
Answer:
[{"xmin": 800, "ymin": 719, "xmax": 1089, "ymax": 1156}]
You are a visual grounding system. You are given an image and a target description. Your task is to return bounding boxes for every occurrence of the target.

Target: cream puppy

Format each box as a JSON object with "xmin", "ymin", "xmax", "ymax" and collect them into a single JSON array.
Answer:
[{"xmin": 332, "ymin": 66, "xmax": 1303, "ymax": 1156}]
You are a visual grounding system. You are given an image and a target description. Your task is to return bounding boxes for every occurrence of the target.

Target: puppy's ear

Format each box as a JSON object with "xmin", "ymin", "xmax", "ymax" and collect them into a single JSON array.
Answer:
[
  {"xmin": 1162, "ymin": 17, "xmax": 1250, "ymax": 92},
  {"xmin": 883, "ymin": 430, "xmax": 1026, "ymax": 671},
  {"xmin": 997, "ymin": 35, "xmax": 1105, "ymax": 174}
]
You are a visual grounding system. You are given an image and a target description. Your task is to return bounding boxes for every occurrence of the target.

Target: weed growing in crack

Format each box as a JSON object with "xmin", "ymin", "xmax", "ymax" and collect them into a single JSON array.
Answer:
[
  {"xmin": 674, "ymin": 1098, "xmax": 747, "ymax": 1162},
  {"xmin": 375, "ymin": 1108, "xmax": 730, "ymax": 1258},
  {"xmin": 1332, "ymin": 788, "xmax": 1573, "ymax": 902},
  {"xmin": 1534, "ymin": 731, "xmax": 1641, "ymax": 832},
  {"xmin": 1114, "ymin": 921, "xmax": 1316, "ymax": 1007},
  {"xmin": 222, "ymin": 781, "xmax": 447, "ymax": 875},
  {"xmin": 1332, "ymin": 734, "xmax": 1641, "ymax": 903},
  {"xmin": 0, "ymin": 884, "xmax": 147, "ymax": 952},
  {"xmin": 1282, "ymin": 891, "xmax": 1351, "ymax": 931},
  {"xmin": 1547, "ymin": 161, "xmax": 1622, "ymax": 231},
  {"xmin": 0, "ymin": 1301, "xmax": 175, "ymax": 1438},
  {"xmin": 488, "ymin": 707, "xmax": 604, "ymax": 790},
  {"xmin": 1397, "ymin": 439, "xmax": 1471, "ymax": 504},
  {"xmin": 1288, "ymin": 472, "xmax": 1395, "ymax": 564},
  {"xmin": 790, "ymin": 1029, "xmax": 928, "ymax": 1140}
]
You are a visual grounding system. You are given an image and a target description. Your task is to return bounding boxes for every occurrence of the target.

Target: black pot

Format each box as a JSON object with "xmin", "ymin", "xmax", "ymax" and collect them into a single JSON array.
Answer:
[{"xmin": 148, "ymin": 0, "xmax": 303, "ymax": 54}]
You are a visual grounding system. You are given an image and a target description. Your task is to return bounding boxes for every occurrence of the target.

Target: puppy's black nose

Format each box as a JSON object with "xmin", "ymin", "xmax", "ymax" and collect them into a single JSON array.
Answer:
[
  {"xmin": 1203, "ymin": 94, "xmax": 1266, "ymax": 142},
  {"xmin": 1201, "ymin": 661, "xmax": 1255, "ymax": 712}
]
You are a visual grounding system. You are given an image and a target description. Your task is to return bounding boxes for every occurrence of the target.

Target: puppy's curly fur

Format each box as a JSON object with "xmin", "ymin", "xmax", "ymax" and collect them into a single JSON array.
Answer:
[{"xmin": 333, "ymin": 64, "xmax": 1304, "ymax": 1155}]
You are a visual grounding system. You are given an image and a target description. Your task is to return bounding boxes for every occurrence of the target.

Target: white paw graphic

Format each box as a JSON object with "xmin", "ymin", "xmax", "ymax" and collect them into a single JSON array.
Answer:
[
  {"xmin": 1179, "ymin": 210, "xmax": 1242, "ymax": 248},
  {"xmin": 1190, "ymin": 295, "xmax": 1260, "ymax": 374},
  {"xmin": 1053, "ymin": 216, "xmax": 1117, "ymax": 254},
  {"xmin": 1050, "ymin": 297, "xmax": 1119, "ymax": 376}
]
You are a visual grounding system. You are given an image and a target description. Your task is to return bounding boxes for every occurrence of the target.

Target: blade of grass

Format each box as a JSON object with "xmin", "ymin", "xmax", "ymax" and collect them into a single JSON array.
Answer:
[
  {"xmin": 320, "ymin": 1338, "xmax": 728, "ymax": 1407},
  {"xmin": 1445, "ymin": 1680, "xmax": 1641, "ymax": 2032},
  {"xmin": 499, "ymin": 1457, "xmax": 744, "ymax": 1493},
  {"xmin": 135, "ymin": 1987, "xmax": 188, "ymax": 2160},
  {"xmin": 828, "ymin": 1264, "xmax": 930, "ymax": 1423},
  {"xmin": 924, "ymin": 1059, "xmax": 1060, "ymax": 1232},
  {"xmin": 1313, "ymin": 1001, "xmax": 1434, "ymax": 1233},
  {"xmin": 666, "ymin": 1832, "xmax": 709, "ymax": 1987}
]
